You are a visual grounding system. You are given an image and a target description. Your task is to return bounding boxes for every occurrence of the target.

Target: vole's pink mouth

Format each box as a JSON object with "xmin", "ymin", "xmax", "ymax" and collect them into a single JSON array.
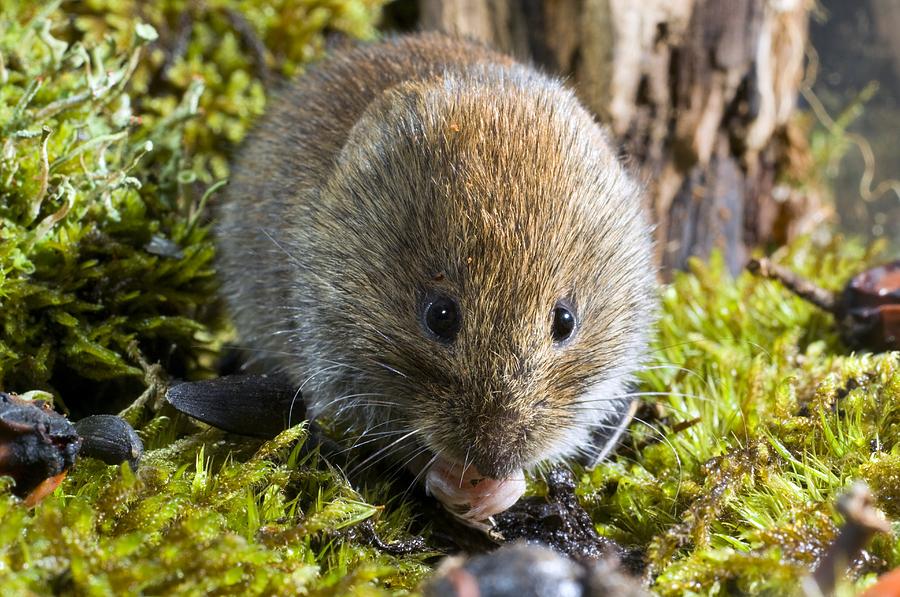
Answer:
[{"xmin": 424, "ymin": 456, "xmax": 526, "ymax": 529}]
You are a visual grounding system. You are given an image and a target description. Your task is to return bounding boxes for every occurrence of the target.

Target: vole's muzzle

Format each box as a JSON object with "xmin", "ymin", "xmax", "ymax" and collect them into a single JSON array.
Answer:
[
  {"xmin": 468, "ymin": 444, "xmax": 526, "ymax": 480},
  {"xmin": 460, "ymin": 404, "xmax": 537, "ymax": 479}
]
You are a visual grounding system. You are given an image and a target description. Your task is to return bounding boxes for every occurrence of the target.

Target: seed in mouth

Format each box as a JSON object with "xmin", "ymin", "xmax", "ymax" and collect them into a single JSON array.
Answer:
[{"xmin": 424, "ymin": 456, "xmax": 526, "ymax": 530}]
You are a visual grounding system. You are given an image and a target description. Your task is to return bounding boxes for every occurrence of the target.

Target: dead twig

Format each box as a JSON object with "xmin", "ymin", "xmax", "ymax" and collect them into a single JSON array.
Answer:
[
  {"xmin": 805, "ymin": 482, "xmax": 891, "ymax": 596},
  {"xmin": 747, "ymin": 257, "xmax": 838, "ymax": 313}
]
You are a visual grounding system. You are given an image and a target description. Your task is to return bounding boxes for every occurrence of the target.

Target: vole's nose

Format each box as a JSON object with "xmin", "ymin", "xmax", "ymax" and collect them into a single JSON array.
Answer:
[
  {"xmin": 461, "ymin": 400, "xmax": 533, "ymax": 479},
  {"xmin": 471, "ymin": 458, "xmax": 518, "ymax": 481},
  {"xmin": 469, "ymin": 441, "xmax": 524, "ymax": 480}
]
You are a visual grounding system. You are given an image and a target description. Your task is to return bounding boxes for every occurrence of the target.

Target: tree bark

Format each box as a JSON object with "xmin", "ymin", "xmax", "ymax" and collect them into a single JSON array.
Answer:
[{"xmin": 419, "ymin": 0, "xmax": 826, "ymax": 276}]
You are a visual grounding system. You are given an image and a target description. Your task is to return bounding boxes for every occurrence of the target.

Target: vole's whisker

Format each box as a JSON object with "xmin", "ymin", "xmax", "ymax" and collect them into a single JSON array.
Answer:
[
  {"xmin": 350, "ymin": 426, "xmax": 412, "ymax": 442},
  {"xmin": 318, "ymin": 393, "xmax": 398, "ymax": 418},
  {"xmin": 317, "ymin": 392, "xmax": 392, "ymax": 406},
  {"xmin": 293, "ymin": 363, "xmax": 373, "ymax": 426},
  {"xmin": 573, "ymin": 444, "xmax": 603, "ymax": 464},
  {"xmin": 265, "ymin": 327, "xmax": 297, "ymax": 337},
  {"xmin": 316, "ymin": 358, "xmax": 371, "ymax": 376},
  {"xmin": 638, "ymin": 363, "xmax": 707, "ymax": 379},
  {"xmin": 646, "ymin": 338, "xmax": 709, "ymax": 355},
  {"xmin": 597, "ymin": 362, "xmax": 706, "ymax": 384},
  {"xmin": 337, "ymin": 427, "xmax": 417, "ymax": 455},
  {"xmin": 576, "ymin": 419, "xmax": 630, "ymax": 432},
  {"xmin": 533, "ymin": 459, "xmax": 554, "ymax": 480},
  {"xmin": 298, "ymin": 363, "xmax": 350, "ymax": 392},
  {"xmin": 585, "ymin": 415, "xmax": 684, "ymax": 498},
  {"xmin": 332, "ymin": 401, "xmax": 399, "ymax": 421},
  {"xmin": 349, "ymin": 428, "xmax": 422, "ymax": 478},
  {"xmin": 260, "ymin": 227, "xmax": 303, "ymax": 268},
  {"xmin": 637, "ymin": 364, "xmax": 717, "ymax": 397},
  {"xmin": 355, "ymin": 413, "xmax": 408, "ymax": 433},
  {"xmin": 581, "ymin": 391, "xmax": 711, "ymax": 403},
  {"xmin": 287, "ymin": 363, "xmax": 362, "ymax": 426},
  {"xmin": 359, "ymin": 321, "xmax": 402, "ymax": 350},
  {"xmin": 371, "ymin": 360, "xmax": 409, "ymax": 379},
  {"xmin": 385, "ymin": 445, "xmax": 431, "ymax": 487},
  {"xmin": 460, "ymin": 446, "xmax": 472, "ymax": 488},
  {"xmin": 399, "ymin": 452, "xmax": 439, "ymax": 506},
  {"xmin": 217, "ymin": 342, "xmax": 305, "ymax": 359},
  {"xmin": 571, "ymin": 403, "xmax": 704, "ymax": 422},
  {"xmin": 288, "ymin": 384, "xmax": 303, "ymax": 428},
  {"xmin": 347, "ymin": 417, "xmax": 405, "ymax": 438}
]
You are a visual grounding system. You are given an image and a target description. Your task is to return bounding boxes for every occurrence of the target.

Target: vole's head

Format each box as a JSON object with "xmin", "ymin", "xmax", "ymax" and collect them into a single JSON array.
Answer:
[{"xmin": 307, "ymin": 65, "xmax": 654, "ymax": 483}]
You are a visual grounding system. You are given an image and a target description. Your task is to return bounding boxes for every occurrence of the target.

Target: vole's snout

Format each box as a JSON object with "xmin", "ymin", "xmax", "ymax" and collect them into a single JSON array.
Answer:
[
  {"xmin": 421, "ymin": 396, "xmax": 546, "ymax": 525},
  {"xmin": 437, "ymin": 401, "xmax": 542, "ymax": 480},
  {"xmin": 469, "ymin": 445, "xmax": 523, "ymax": 481},
  {"xmin": 478, "ymin": 415, "xmax": 534, "ymax": 479}
]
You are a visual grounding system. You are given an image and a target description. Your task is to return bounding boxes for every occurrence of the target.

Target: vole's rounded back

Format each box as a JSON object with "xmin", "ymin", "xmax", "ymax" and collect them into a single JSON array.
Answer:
[{"xmin": 217, "ymin": 33, "xmax": 654, "ymax": 509}]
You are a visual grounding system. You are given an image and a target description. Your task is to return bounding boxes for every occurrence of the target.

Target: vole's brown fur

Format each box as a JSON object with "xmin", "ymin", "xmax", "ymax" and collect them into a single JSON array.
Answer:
[{"xmin": 217, "ymin": 33, "xmax": 655, "ymax": 480}]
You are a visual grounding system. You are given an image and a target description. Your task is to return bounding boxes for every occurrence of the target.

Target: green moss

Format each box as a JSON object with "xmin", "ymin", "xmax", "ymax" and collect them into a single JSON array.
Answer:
[
  {"xmin": 581, "ymin": 237, "xmax": 900, "ymax": 595},
  {"xmin": 0, "ymin": 426, "xmax": 433, "ymax": 594},
  {"xmin": 0, "ymin": 0, "xmax": 383, "ymax": 406}
]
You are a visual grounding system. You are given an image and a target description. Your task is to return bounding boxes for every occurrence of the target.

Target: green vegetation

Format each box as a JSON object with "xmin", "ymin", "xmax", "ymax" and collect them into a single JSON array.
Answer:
[
  {"xmin": 1, "ymin": 1, "xmax": 898, "ymax": 594},
  {"xmin": 0, "ymin": 0, "xmax": 382, "ymax": 405},
  {"xmin": 586, "ymin": 238, "xmax": 899, "ymax": 595},
  {"xmin": 0, "ymin": 425, "xmax": 434, "ymax": 594}
]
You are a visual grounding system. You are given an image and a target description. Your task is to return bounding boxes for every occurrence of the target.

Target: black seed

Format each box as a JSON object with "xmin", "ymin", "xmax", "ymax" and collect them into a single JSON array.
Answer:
[
  {"xmin": 74, "ymin": 415, "xmax": 143, "ymax": 470},
  {"xmin": 165, "ymin": 374, "xmax": 301, "ymax": 438}
]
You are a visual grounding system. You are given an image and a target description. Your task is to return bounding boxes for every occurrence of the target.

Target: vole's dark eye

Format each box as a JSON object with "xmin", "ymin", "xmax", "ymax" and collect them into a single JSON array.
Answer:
[
  {"xmin": 423, "ymin": 294, "xmax": 461, "ymax": 342},
  {"xmin": 551, "ymin": 303, "xmax": 577, "ymax": 344}
]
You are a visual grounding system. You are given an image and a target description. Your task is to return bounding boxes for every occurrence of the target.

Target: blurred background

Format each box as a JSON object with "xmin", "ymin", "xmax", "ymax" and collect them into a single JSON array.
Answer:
[{"xmin": 809, "ymin": 0, "xmax": 899, "ymax": 241}]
